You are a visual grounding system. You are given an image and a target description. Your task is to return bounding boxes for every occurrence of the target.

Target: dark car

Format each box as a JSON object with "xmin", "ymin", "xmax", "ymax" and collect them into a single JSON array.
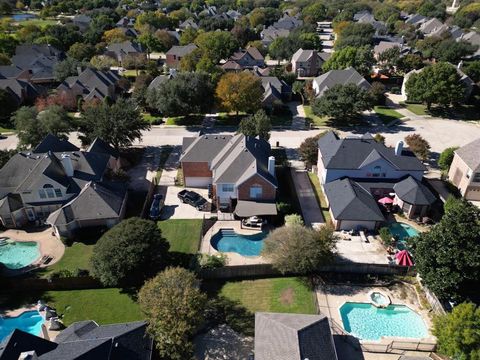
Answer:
[
  {"xmin": 149, "ymin": 194, "xmax": 164, "ymax": 220},
  {"xmin": 177, "ymin": 190, "xmax": 208, "ymax": 211}
]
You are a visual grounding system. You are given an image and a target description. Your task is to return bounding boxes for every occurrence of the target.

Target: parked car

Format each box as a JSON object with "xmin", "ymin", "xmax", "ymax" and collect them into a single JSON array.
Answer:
[
  {"xmin": 149, "ymin": 194, "xmax": 164, "ymax": 220},
  {"xmin": 177, "ymin": 190, "xmax": 208, "ymax": 210}
]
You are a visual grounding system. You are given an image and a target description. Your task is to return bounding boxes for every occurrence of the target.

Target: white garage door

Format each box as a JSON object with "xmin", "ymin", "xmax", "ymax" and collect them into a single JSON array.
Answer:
[{"xmin": 184, "ymin": 177, "xmax": 211, "ymax": 188}]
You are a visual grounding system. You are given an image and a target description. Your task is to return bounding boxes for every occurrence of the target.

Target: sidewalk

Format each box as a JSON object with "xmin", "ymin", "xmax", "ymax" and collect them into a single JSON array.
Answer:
[{"xmin": 288, "ymin": 102, "xmax": 306, "ymax": 130}]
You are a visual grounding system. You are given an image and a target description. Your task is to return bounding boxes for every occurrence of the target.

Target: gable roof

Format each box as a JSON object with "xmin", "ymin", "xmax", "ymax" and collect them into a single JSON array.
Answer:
[
  {"xmin": 313, "ymin": 67, "xmax": 371, "ymax": 97},
  {"xmin": 454, "ymin": 138, "xmax": 480, "ymax": 172},
  {"xmin": 255, "ymin": 312, "xmax": 337, "ymax": 360},
  {"xmin": 34, "ymin": 134, "xmax": 79, "ymax": 154},
  {"xmin": 317, "ymin": 131, "xmax": 426, "ymax": 172},
  {"xmin": 374, "ymin": 41, "xmax": 402, "ymax": 55},
  {"xmin": 324, "ymin": 178, "xmax": 385, "ymax": 222},
  {"xmin": 58, "ymin": 68, "xmax": 120, "ymax": 100},
  {"xmin": 291, "ymin": 48, "xmax": 330, "ymax": 63},
  {"xmin": 393, "ymin": 176, "xmax": 436, "ymax": 205},
  {"xmin": 106, "ymin": 41, "xmax": 144, "ymax": 58},
  {"xmin": 87, "ymin": 138, "xmax": 119, "ymax": 158},
  {"xmin": 0, "ymin": 329, "xmax": 57, "ymax": 360},
  {"xmin": 0, "ymin": 78, "xmax": 40, "ymax": 105},
  {"xmin": 166, "ymin": 44, "xmax": 197, "ymax": 57},
  {"xmin": 231, "ymin": 47, "xmax": 264, "ymax": 61}
]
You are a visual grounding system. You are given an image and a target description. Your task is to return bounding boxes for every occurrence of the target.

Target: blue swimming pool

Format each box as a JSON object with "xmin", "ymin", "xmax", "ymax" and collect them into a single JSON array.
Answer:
[
  {"xmin": 340, "ymin": 302, "xmax": 428, "ymax": 341},
  {"xmin": 0, "ymin": 240, "xmax": 40, "ymax": 269},
  {"xmin": 0, "ymin": 311, "xmax": 44, "ymax": 341},
  {"xmin": 210, "ymin": 229, "xmax": 266, "ymax": 256},
  {"xmin": 388, "ymin": 222, "xmax": 419, "ymax": 250}
]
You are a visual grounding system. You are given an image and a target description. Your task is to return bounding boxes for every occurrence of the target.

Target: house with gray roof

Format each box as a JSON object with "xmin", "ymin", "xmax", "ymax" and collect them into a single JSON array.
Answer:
[
  {"xmin": 11, "ymin": 44, "xmax": 64, "ymax": 84},
  {"xmin": 166, "ymin": 44, "xmax": 197, "ymax": 69},
  {"xmin": 57, "ymin": 68, "xmax": 122, "ymax": 102},
  {"xmin": 0, "ymin": 320, "xmax": 152, "ymax": 359},
  {"xmin": 221, "ymin": 47, "xmax": 265, "ymax": 71},
  {"xmin": 255, "ymin": 312, "xmax": 337, "ymax": 360},
  {"xmin": 318, "ymin": 132, "xmax": 434, "ymax": 229},
  {"xmin": 291, "ymin": 48, "xmax": 331, "ymax": 77},
  {"xmin": 179, "ymin": 18, "xmax": 198, "ymax": 31},
  {"xmin": 257, "ymin": 75, "xmax": 292, "ymax": 108},
  {"xmin": 0, "ymin": 134, "xmax": 127, "ymax": 238},
  {"xmin": 72, "ymin": 14, "xmax": 92, "ymax": 31},
  {"xmin": 0, "ymin": 78, "xmax": 42, "ymax": 106},
  {"xmin": 419, "ymin": 18, "xmax": 447, "ymax": 37},
  {"xmin": 448, "ymin": 138, "xmax": 480, "ymax": 202},
  {"xmin": 105, "ymin": 41, "xmax": 144, "ymax": 65},
  {"xmin": 180, "ymin": 134, "xmax": 277, "ymax": 216},
  {"xmin": 353, "ymin": 10, "xmax": 387, "ymax": 34},
  {"xmin": 312, "ymin": 67, "xmax": 371, "ymax": 97}
]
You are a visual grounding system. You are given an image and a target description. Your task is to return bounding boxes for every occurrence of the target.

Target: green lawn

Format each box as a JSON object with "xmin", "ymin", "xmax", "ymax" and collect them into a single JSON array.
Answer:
[
  {"xmin": 215, "ymin": 113, "xmax": 246, "ymax": 126},
  {"xmin": 143, "ymin": 113, "xmax": 163, "ymax": 125},
  {"xmin": 157, "ymin": 219, "xmax": 203, "ymax": 254},
  {"xmin": 166, "ymin": 115, "xmax": 204, "ymax": 126},
  {"xmin": 304, "ymin": 105, "xmax": 329, "ymax": 126},
  {"xmin": 45, "ymin": 288, "xmax": 143, "ymax": 326},
  {"xmin": 13, "ymin": 18, "xmax": 58, "ymax": 28},
  {"xmin": 0, "ymin": 127, "xmax": 15, "ymax": 133},
  {"xmin": 374, "ymin": 106, "xmax": 404, "ymax": 125},
  {"xmin": 404, "ymin": 103, "xmax": 428, "ymax": 116},
  {"xmin": 41, "ymin": 242, "xmax": 94, "ymax": 277},
  {"xmin": 307, "ymin": 172, "xmax": 331, "ymax": 223},
  {"xmin": 122, "ymin": 69, "xmax": 139, "ymax": 78},
  {"xmin": 220, "ymin": 277, "xmax": 317, "ymax": 314}
]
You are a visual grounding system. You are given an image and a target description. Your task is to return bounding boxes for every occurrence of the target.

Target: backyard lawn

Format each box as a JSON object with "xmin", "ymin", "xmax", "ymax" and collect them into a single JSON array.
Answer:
[
  {"xmin": 304, "ymin": 105, "xmax": 329, "ymax": 127},
  {"xmin": 41, "ymin": 242, "xmax": 94, "ymax": 277},
  {"xmin": 307, "ymin": 172, "xmax": 331, "ymax": 223},
  {"xmin": 220, "ymin": 277, "xmax": 317, "ymax": 314},
  {"xmin": 374, "ymin": 106, "xmax": 404, "ymax": 125},
  {"xmin": 157, "ymin": 219, "xmax": 203, "ymax": 253},
  {"xmin": 45, "ymin": 289, "xmax": 143, "ymax": 325}
]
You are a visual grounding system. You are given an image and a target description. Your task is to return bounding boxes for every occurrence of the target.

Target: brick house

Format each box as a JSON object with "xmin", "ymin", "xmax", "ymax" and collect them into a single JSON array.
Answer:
[
  {"xmin": 448, "ymin": 138, "xmax": 480, "ymax": 202},
  {"xmin": 180, "ymin": 134, "xmax": 277, "ymax": 216},
  {"xmin": 165, "ymin": 44, "xmax": 197, "ymax": 69}
]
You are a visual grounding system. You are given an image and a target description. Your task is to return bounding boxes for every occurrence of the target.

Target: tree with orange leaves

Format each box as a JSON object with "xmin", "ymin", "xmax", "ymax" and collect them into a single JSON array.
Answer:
[{"xmin": 215, "ymin": 72, "xmax": 262, "ymax": 115}]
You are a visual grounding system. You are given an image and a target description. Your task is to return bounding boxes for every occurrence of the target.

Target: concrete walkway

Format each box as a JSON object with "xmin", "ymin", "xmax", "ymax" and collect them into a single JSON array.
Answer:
[
  {"xmin": 158, "ymin": 146, "xmax": 180, "ymax": 186},
  {"xmin": 289, "ymin": 102, "xmax": 306, "ymax": 130},
  {"xmin": 290, "ymin": 168, "xmax": 325, "ymax": 227}
]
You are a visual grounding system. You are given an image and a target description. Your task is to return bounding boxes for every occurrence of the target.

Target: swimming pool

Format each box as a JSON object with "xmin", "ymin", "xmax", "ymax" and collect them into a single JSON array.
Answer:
[
  {"xmin": 0, "ymin": 241, "xmax": 40, "ymax": 269},
  {"xmin": 0, "ymin": 310, "xmax": 44, "ymax": 341},
  {"xmin": 388, "ymin": 222, "xmax": 419, "ymax": 250},
  {"xmin": 210, "ymin": 229, "xmax": 266, "ymax": 256},
  {"xmin": 340, "ymin": 302, "xmax": 428, "ymax": 341}
]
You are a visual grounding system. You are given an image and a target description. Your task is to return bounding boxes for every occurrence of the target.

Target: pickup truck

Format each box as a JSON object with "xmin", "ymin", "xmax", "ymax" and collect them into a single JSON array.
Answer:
[{"xmin": 177, "ymin": 190, "xmax": 208, "ymax": 211}]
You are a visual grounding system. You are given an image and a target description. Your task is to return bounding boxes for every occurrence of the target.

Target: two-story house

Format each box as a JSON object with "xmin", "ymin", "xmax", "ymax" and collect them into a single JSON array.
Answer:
[
  {"xmin": 180, "ymin": 134, "xmax": 277, "ymax": 217},
  {"xmin": 221, "ymin": 47, "xmax": 265, "ymax": 71},
  {"xmin": 312, "ymin": 67, "xmax": 371, "ymax": 98},
  {"xmin": 165, "ymin": 44, "xmax": 197, "ymax": 69},
  {"xmin": 448, "ymin": 138, "xmax": 480, "ymax": 202},
  {"xmin": 291, "ymin": 49, "xmax": 331, "ymax": 77},
  {"xmin": 0, "ymin": 135, "xmax": 127, "ymax": 238},
  {"xmin": 318, "ymin": 132, "xmax": 436, "ymax": 230}
]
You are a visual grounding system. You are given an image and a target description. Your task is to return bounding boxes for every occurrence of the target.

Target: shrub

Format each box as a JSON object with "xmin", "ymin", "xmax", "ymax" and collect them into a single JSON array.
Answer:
[
  {"xmin": 284, "ymin": 214, "xmax": 304, "ymax": 227},
  {"xmin": 379, "ymin": 227, "xmax": 394, "ymax": 247}
]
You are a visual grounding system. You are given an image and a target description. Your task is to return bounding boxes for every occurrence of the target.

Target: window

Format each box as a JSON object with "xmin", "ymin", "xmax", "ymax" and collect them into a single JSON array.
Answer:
[
  {"xmin": 38, "ymin": 189, "xmax": 46, "ymax": 199},
  {"xmin": 45, "ymin": 188, "xmax": 55, "ymax": 198},
  {"xmin": 54, "ymin": 189, "xmax": 62, "ymax": 197},
  {"xmin": 222, "ymin": 184, "xmax": 234, "ymax": 192},
  {"xmin": 473, "ymin": 173, "xmax": 480, "ymax": 183},
  {"xmin": 372, "ymin": 165, "xmax": 382, "ymax": 177},
  {"xmin": 250, "ymin": 185, "xmax": 263, "ymax": 199}
]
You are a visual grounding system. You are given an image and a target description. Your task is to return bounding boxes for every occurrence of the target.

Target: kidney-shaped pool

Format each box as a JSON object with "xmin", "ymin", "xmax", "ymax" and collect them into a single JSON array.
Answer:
[{"xmin": 210, "ymin": 229, "xmax": 266, "ymax": 256}]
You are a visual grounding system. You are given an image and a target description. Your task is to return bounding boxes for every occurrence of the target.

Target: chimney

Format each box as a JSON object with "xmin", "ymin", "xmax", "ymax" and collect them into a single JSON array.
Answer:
[
  {"xmin": 61, "ymin": 153, "xmax": 74, "ymax": 177},
  {"xmin": 268, "ymin": 156, "xmax": 275, "ymax": 176},
  {"xmin": 395, "ymin": 140, "xmax": 404, "ymax": 156},
  {"xmin": 77, "ymin": 66, "xmax": 82, "ymax": 75},
  {"xmin": 18, "ymin": 351, "xmax": 39, "ymax": 360}
]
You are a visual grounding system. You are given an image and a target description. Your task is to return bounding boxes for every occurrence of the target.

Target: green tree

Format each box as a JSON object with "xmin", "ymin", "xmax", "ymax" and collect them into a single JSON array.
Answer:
[
  {"xmin": 292, "ymin": 81, "xmax": 305, "ymax": 104},
  {"xmin": 410, "ymin": 198, "xmax": 480, "ymax": 300},
  {"xmin": 405, "ymin": 63, "xmax": 466, "ymax": 109},
  {"xmin": 146, "ymin": 72, "xmax": 214, "ymax": 116},
  {"xmin": 79, "ymin": 98, "xmax": 150, "ymax": 149},
  {"xmin": 262, "ymin": 224, "xmax": 336, "ymax": 274},
  {"xmin": 405, "ymin": 133, "xmax": 430, "ymax": 161},
  {"xmin": 373, "ymin": 133, "xmax": 385, "ymax": 144},
  {"xmin": 91, "ymin": 218, "xmax": 170, "ymax": 287},
  {"xmin": 312, "ymin": 84, "xmax": 373, "ymax": 122},
  {"xmin": 434, "ymin": 302, "xmax": 480, "ymax": 360},
  {"xmin": 13, "ymin": 106, "xmax": 71, "ymax": 147},
  {"xmin": 397, "ymin": 54, "xmax": 424, "ymax": 74},
  {"xmin": 67, "ymin": 42, "xmax": 95, "ymax": 61},
  {"xmin": 463, "ymin": 61, "xmax": 480, "ymax": 83},
  {"xmin": 0, "ymin": 149, "xmax": 15, "ymax": 168},
  {"xmin": 438, "ymin": 147, "xmax": 458, "ymax": 172},
  {"xmin": 433, "ymin": 39, "xmax": 477, "ymax": 63},
  {"xmin": 215, "ymin": 72, "xmax": 262, "ymax": 114},
  {"xmin": 237, "ymin": 109, "xmax": 271, "ymax": 140},
  {"xmin": 335, "ymin": 22, "xmax": 375, "ymax": 50},
  {"xmin": 0, "ymin": 88, "xmax": 16, "ymax": 122},
  {"xmin": 138, "ymin": 267, "xmax": 207, "ymax": 360},
  {"xmin": 194, "ymin": 31, "xmax": 238, "ymax": 63},
  {"xmin": 322, "ymin": 46, "xmax": 374, "ymax": 77},
  {"xmin": 0, "ymin": 33, "xmax": 18, "ymax": 56},
  {"xmin": 54, "ymin": 58, "xmax": 87, "ymax": 82},
  {"xmin": 284, "ymin": 214, "xmax": 304, "ymax": 227},
  {"xmin": 179, "ymin": 27, "xmax": 197, "ymax": 45},
  {"xmin": 298, "ymin": 132, "xmax": 326, "ymax": 169},
  {"xmin": 302, "ymin": 2, "xmax": 327, "ymax": 24}
]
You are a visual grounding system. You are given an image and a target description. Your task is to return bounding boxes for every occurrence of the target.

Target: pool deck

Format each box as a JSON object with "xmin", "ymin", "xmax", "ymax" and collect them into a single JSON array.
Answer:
[
  {"xmin": 316, "ymin": 283, "xmax": 436, "ymax": 346},
  {"xmin": 200, "ymin": 220, "xmax": 269, "ymax": 265},
  {"xmin": 0, "ymin": 228, "xmax": 65, "ymax": 274}
]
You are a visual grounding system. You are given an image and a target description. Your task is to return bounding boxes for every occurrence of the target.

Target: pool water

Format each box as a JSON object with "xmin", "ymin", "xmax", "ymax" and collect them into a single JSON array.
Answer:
[
  {"xmin": 210, "ymin": 229, "xmax": 266, "ymax": 256},
  {"xmin": 6, "ymin": 13, "xmax": 38, "ymax": 21},
  {"xmin": 0, "ymin": 311, "xmax": 44, "ymax": 341},
  {"xmin": 340, "ymin": 302, "xmax": 428, "ymax": 341},
  {"xmin": 388, "ymin": 222, "xmax": 419, "ymax": 250},
  {"xmin": 0, "ymin": 241, "xmax": 40, "ymax": 269}
]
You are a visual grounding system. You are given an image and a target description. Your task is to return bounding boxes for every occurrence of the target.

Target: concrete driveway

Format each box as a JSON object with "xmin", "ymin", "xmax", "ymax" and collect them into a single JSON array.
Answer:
[{"xmin": 161, "ymin": 186, "xmax": 210, "ymax": 219}]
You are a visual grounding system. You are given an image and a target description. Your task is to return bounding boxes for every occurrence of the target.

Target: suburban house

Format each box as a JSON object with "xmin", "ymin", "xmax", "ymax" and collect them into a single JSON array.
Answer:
[
  {"xmin": 312, "ymin": 67, "xmax": 371, "ymax": 97},
  {"xmin": 116, "ymin": 16, "xmax": 135, "ymax": 27},
  {"xmin": 419, "ymin": 18, "xmax": 448, "ymax": 37},
  {"xmin": 11, "ymin": 44, "xmax": 64, "ymax": 84},
  {"xmin": 373, "ymin": 41, "xmax": 407, "ymax": 59},
  {"xmin": 254, "ymin": 312, "xmax": 338, "ymax": 360},
  {"xmin": 56, "ymin": 68, "xmax": 122, "ymax": 102},
  {"xmin": 448, "ymin": 138, "xmax": 480, "ymax": 202},
  {"xmin": 178, "ymin": 18, "xmax": 198, "ymax": 30},
  {"xmin": 165, "ymin": 44, "xmax": 197, "ymax": 69},
  {"xmin": 260, "ymin": 15, "xmax": 302, "ymax": 46},
  {"xmin": 0, "ymin": 78, "xmax": 42, "ymax": 106},
  {"xmin": 221, "ymin": 47, "xmax": 265, "ymax": 71},
  {"xmin": 105, "ymin": 41, "xmax": 145, "ymax": 64},
  {"xmin": 0, "ymin": 320, "xmax": 153, "ymax": 359},
  {"xmin": 291, "ymin": 49, "xmax": 331, "ymax": 77},
  {"xmin": 180, "ymin": 134, "xmax": 277, "ymax": 216},
  {"xmin": 353, "ymin": 10, "xmax": 387, "ymax": 34},
  {"xmin": 0, "ymin": 134, "xmax": 127, "ymax": 238},
  {"xmin": 258, "ymin": 75, "xmax": 292, "ymax": 109},
  {"xmin": 318, "ymin": 132, "xmax": 435, "ymax": 230}
]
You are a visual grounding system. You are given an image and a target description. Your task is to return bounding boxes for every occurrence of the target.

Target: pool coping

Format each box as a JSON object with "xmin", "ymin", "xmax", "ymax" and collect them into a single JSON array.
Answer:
[{"xmin": 1, "ymin": 306, "xmax": 51, "ymax": 341}]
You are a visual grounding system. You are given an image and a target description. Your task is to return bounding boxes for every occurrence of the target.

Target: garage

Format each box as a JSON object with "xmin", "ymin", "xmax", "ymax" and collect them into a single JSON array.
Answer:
[{"xmin": 184, "ymin": 177, "xmax": 212, "ymax": 188}]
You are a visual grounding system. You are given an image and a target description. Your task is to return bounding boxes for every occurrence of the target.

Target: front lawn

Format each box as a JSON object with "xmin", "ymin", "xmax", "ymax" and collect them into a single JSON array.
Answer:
[
  {"xmin": 220, "ymin": 277, "xmax": 317, "ymax": 314},
  {"xmin": 374, "ymin": 106, "xmax": 404, "ymax": 125},
  {"xmin": 307, "ymin": 172, "xmax": 331, "ymax": 223},
  {"xmin": 166, "ymin": 115, "xmax": 204, "ymax": 126},
  {"xmin": 122, "ymin": 69, "xmax": 139, "ymax": 78},
  {"xmin": 404, "ymin": 103, "xmax": 428, "ymax": 116},
  {"xmin": 304, "ymin": 105, "xmax": 329, "ymax": 127},
  {"xmin": 46, "ymin": 289, "xmax": 143, "ymax": 326},
  {"xmin": 157, "ymin": 219, "xmax": 203, "ymax": 254},
  {"xmin": 143, "ymin": 113, "xmax": 163, "ymax": 125},
  {"xmin": 0, "ymin": 126, "xmax": 15, "ymax": 133}
]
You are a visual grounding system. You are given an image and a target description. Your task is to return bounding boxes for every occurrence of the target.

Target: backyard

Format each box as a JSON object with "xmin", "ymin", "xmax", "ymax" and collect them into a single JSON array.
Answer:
[
  {"xmin": 40, "ymin": 241, "xmax": 94, "ymax": 278},
  {"xmin": 157, "ymin": 219, "xmax": 203, "ymax": 253}
]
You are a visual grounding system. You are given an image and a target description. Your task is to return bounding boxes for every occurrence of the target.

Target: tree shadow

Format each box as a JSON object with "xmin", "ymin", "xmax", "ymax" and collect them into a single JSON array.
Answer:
[
  {"xmin": 204, "ymin": 296, "xmax": 255, "ymax": 336},
  {"xmin": 334, "ymin": 335, "xmax": 365, "ymax": 360},
  {"xmin": 0, "ymin": 290, "xmax": 52, "ymax": 314}
]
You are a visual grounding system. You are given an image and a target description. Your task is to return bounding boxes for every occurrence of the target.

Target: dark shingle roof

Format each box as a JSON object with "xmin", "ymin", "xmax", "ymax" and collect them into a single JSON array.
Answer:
[
  {"xmin": 255, "ymin": 312, "xmax": 337, "ymax": 360},
  {"xmin": 393, "ymin": 176, "xmax": 436, "ymax": 205},
  {"xmin": 318, "ymin": 131, "xmax": 426, "ymax": 171},
  {"xmin": 313, "ymin": 67, "xmax": 371, "ymax": 97},
  {"xmin": 166, "ymin": 44, "xmax": 197, "ymax": 57},
  {"xmin": 454, "ymin": 138, "xmax": 480, "ymax": 172},
  {"xmin": 324, "ymin": 178, "xmax": 385, "ymax": 222},
  {"xmin": 34, "ymin": 134, "xmax": 79, "ymax": 153},
  {"xmin": 0, "ymin": 329, "xmax": 57, "ymax": 360},
  {"xmin": 87, "ymin": 138, "xmax": 119, "ymax": 158}
]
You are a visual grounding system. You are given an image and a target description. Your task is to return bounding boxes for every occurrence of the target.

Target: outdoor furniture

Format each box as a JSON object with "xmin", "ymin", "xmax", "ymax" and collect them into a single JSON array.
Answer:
[{"xmin": 359, "ymin": 231, "xmax": 368, "ymax": 243}]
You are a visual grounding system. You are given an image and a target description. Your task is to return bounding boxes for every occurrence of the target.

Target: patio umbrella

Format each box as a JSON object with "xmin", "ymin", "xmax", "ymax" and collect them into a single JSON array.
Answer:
[
  {"xmin": 395, "ymin": 250, "xmax": 414, "ymax": 267},
  {"xmin": 378, "ymin": 197, "xmax": 394, "ymax": 205}
]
